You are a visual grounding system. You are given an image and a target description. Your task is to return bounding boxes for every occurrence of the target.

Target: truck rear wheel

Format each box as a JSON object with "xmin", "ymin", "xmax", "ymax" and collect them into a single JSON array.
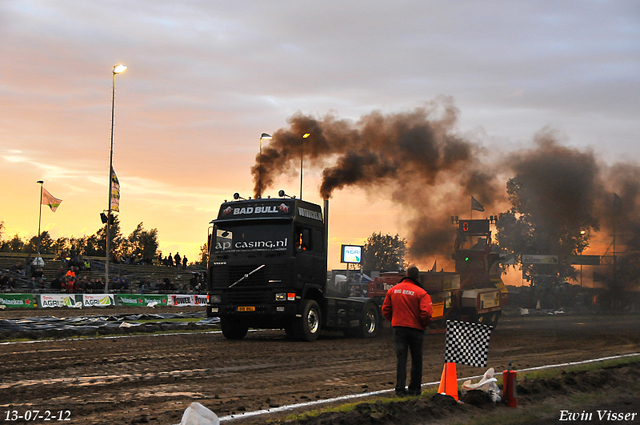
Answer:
[
  {"xmin": 220, "ymin": 317, "xmax": 248, "ymax": 340},
  {"xmin": 294, "ymin": 300, "xmax": 321, "ymax": 342},
  {"xmin": 349, "ymin": 303, "xmax": 380, "ymax": 338}
]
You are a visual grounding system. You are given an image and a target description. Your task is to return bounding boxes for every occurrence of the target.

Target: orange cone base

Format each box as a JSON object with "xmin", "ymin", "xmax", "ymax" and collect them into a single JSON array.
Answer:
[{"xmin": 437, "ymin": 362, "xmax": 458, "ymax": 401}]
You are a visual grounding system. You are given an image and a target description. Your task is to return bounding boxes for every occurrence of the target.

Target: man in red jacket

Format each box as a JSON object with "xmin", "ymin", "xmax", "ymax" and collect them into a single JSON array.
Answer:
[{"xmin": 382, "ymin": 266, "xmax": 433, "ymax": 396}]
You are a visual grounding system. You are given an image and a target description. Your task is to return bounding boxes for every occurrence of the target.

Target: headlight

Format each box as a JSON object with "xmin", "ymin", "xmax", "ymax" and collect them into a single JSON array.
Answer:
[
  {"xmin": 275, "ymin": 293, "xmax": 286, "ymax": 301},
  {"xmin": 210, "ymin": 295, "xmax": 221, "ymax": 303}
]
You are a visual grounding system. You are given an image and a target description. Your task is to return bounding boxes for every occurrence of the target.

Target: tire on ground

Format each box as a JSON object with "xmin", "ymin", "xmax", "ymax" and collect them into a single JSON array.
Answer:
[
  {"xmin": 294, "ymin": 299, "xmax": 321, "ymax": 342},
  {"xmin": 350, "ymin": 303, "xmax": 380, "ymax": 338},
  {"xmin": 221, "ymin": 317, "xmax": 248, "ymax": 340}
]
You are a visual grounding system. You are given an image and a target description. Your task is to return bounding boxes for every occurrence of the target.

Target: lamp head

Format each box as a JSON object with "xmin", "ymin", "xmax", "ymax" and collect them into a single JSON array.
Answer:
[
  {"xmin": 303, "ymin": 133, "xmax": 310, "ymax": 139},
  {"xmin": 261, "ymin": 133, "xmax": 272, "ymax": 139},
  {"xmin": 113, "ymin": 64, "xmax": 128, "ymax": 74}
]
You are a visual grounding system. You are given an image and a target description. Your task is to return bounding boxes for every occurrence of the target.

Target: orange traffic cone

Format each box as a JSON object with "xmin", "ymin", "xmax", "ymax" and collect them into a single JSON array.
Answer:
[{"xmin": 437, "ymin": 362, "xmax": 459, "ymax": 401}]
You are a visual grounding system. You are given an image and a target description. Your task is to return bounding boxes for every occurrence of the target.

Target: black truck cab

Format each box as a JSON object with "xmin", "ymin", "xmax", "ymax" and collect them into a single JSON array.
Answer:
[{"xmin": 206, "ymin": 196, "xmax": 379, "ymax": 341}]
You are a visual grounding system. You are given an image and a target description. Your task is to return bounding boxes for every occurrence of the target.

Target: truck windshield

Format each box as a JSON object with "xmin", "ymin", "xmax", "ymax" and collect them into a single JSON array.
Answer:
[{"xmin": 213, "ymin": 223, "xmax": 290, "ymax": 253}]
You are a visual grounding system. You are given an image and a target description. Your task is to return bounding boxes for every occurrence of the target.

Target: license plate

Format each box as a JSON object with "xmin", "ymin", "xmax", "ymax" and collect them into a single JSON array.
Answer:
[{"xmin": 237, "ymin": 306, "xmax": 255, "ymax": 312}]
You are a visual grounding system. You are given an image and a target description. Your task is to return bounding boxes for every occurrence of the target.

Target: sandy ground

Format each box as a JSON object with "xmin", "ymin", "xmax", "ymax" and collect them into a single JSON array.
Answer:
[{"xmin": 0, "ymin": 310, "xmax": 639, "ymax": 424}]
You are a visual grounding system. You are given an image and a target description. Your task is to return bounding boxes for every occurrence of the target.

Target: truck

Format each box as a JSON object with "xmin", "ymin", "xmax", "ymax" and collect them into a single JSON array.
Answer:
[
  {"xmin": 205, "ymin": 193, "xmax": 381, "ymax": 341},
  {"xmin": 368, "ymin": 218, "xmax": 508, "ymax": 331}
]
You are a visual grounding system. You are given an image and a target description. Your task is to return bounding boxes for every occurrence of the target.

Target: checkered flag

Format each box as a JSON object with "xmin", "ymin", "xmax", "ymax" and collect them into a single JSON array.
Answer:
[{"xmin": 444, "ymin": 320, "xmax": 492, "ymax": 367}]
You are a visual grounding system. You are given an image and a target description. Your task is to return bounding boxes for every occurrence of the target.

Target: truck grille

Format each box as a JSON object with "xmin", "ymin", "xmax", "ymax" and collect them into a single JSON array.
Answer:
[{"xmin": 211, "ymin": 264, "xmax": 289, "ymax": 290}]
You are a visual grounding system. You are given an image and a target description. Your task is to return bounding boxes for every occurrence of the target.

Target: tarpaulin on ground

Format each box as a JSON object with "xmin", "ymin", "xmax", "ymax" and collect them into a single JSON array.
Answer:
[
  {"xmin": 0, "ymin": 311, "xmax": 216, "ymax": 334},
  {"xmin": 0, "ymin": 293, "xmax": 38, "ymax": 308}
]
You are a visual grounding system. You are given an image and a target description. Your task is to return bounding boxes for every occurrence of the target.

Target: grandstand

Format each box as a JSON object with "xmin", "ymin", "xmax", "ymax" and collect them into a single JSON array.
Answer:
[{"xmin": 0, "ymin": 252, "xmax": 205, "ymax": 294}]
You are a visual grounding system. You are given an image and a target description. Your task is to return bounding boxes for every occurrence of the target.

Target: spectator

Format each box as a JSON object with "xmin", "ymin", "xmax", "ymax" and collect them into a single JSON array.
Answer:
[
  {"xmin": 0, "ymin": 272, "xmax": 7, "ymax": 289},
  {"xmin": 76, "ymin": 276, "xmax": 86, "ymax": 293},
  {"xmin": 32, "ymin": 267, "xmax": 45, "ymax": 280},
  {"xmin": 174, "ymin": 252, "xmax": 181, "ymax": 268},
  {"xmin": 56, "ymin": 266, "xmax": 66, "ymax": 279},
  {"xmin": 5, "ymin": 277, "xmax": 16, "ymax": 292},
  {"xmin": 94, "ymin": 278, "xmax": 105, "ymax": 292},
  {"xmin": 83, "ymin": 259, "xmax": 91, "ymax": 271},
  {"xmin": 51, "ymin": 276, "xmax": 62, "ymax": 292},
  {"xmin": 65, "ymin": 267, "xmax": 76, "ymax": 292},
  {"xmin": 10, "ymin": 262, "xmax": 24, "ymax": 275},
  {"xmin": 25, "ymin": 253, "xmax": 33, "ymax": 275},
  {"xmin": 31, "ymin": 277, "xmax": 45, "ymax": 292},
  {"xmin": 182, "ymin": 256, "xmax": 188, "ymax": 270},
  {"xmin": 112, "ymin": 275, "xmax": 122, "ymax": 290},
  {"xmin": 121, "ymin": 276, "xmax": 130, "ymax": 291}
]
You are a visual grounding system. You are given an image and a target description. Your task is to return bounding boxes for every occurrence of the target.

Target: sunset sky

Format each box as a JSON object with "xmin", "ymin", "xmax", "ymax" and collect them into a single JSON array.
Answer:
[{"xmin": 1, "ymin": 1, "xmax": 638, "ymax": 275}]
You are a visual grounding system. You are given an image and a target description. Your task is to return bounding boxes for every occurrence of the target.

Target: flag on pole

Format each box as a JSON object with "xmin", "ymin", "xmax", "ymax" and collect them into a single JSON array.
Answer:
[
  {"xmin": 444, "ymin": 320, "xmax": 492, "ymax": 367},
  {"xmin": 431, "ymin": 260, "xmax": 437, "ymax": 272},
  {"xmin": 41, "ymin": 187, "xmax": 62, "ymax": 212},
  {"xmin": 471, "ymin": 196, "xmax": 485, "ymax": 212},
  {"xmin": 110, "ymin": 167, "xmax": 120, "ymax": 212}
]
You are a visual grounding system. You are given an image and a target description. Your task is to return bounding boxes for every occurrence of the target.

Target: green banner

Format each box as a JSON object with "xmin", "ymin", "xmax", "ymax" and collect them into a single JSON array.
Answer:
[
  {"xmin": 0, "ymin": 293, "xmax": 38, "ymax": 308},
  {"xmin": 117, "ymin": 294, "xmax": 169, "ymax": 307}
]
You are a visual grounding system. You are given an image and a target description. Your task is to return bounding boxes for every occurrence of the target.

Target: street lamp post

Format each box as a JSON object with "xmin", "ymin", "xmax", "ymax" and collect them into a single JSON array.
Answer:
[
  {"xmin": 259, "ymin": 133, "xmax": 271, "ymax": 198},
  {"xmin": 105, "ymin": 63, "xmax": 127, "ymax": 292},
  {"xmin": 301, "ymin": 133, "xmax": 310, "ymax": 199}
]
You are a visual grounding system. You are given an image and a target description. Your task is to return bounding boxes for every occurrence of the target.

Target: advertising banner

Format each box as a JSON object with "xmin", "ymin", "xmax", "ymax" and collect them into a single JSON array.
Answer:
[
  {"xmin": 569, "ymin": 255, "xmax": 601, "ymax": 266},
  {"xmin": 117, "ymin": 294, "xmax": 169, "ymax": 307},
  {"xmin": 521, "ymin": 254, "xmax": 558, "ymax": 264},
  {"xmin": 0, "ymin": 293, "xmax": 37, "ymax": 308},
  {"xmin": 169, "ymin": 294, "xmax": 200, "ymax": 307},
  {"xmin": 81, "ymin": 294, "xmax": 115, "ymax": 307},
  {"xmin": 39, "ymin": 294, "xmax": 79, "ymax": 308}
]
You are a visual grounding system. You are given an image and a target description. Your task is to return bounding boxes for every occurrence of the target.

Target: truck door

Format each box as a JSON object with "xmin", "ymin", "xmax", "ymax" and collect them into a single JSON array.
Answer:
[{"xmin": 295, "ymin": 227, "xmax": 315, "ymax": 285}]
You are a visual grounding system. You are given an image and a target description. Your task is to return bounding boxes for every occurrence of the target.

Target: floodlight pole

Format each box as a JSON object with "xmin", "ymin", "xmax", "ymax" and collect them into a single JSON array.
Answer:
[{"xmin": 105, "ymin": 64, "xmax": 127, "ymax": 292}]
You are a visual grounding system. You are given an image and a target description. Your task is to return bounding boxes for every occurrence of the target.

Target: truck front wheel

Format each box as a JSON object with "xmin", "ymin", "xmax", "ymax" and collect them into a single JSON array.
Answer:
[
  {"xmin": 220, "ymin": 317, "xmax": 248, "ymax": 340},
  {"xmin": 294, "ymin": 300, "xmax": 321, "ymax": 342}
]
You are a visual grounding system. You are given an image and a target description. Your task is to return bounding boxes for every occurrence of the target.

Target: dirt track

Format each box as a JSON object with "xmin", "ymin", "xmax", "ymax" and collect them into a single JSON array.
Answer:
[{"xmin": 1, "ymin": 310, "xmax": 639, "ymax": 424}]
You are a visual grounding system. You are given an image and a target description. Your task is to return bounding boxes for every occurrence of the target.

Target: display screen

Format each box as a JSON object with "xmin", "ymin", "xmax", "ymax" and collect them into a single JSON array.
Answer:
[{"xmin": 341, "ymin": 245, "xmax": 363, "ymax": 264}]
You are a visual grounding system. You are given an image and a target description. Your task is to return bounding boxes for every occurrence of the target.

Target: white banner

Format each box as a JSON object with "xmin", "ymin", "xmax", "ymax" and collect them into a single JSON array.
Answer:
[
  {"xmin": 169, "ymin": 294, "xmax": 196, "ymax": 306},
  {"xmin": 39, "ymin": 294, "xmax": 79, "ymax": 308},
  {"xmin": 82, "ymin": 294, "xmax": 115, "ymax": 307},
  {"xmin": 168, "ymin": 294, "xmax": 207, "ymax": 306}
]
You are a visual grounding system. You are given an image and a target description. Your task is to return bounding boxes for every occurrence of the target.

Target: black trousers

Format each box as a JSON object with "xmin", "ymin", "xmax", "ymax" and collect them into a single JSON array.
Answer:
[{"xmin": 394, "ymin": 326, "xmax": 425, "ymax": 393}]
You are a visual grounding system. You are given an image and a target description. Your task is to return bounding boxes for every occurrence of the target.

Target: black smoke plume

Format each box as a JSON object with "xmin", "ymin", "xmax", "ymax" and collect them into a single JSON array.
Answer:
[
  {"xmin": 252, "ymin": 100, "xmax": 640, "ymax": 279},
  {"xmin": 252, "ymin": 99, "xmax": 503, "ymax": 259}
]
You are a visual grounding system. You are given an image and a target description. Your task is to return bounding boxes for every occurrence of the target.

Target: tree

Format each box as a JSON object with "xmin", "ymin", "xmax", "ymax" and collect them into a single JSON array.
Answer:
[
  {"xmin": 198, "ymin": 243, "xmax": 209, "ymax": 266},
  {"xmin": 496, "ymin": 175, "xmax": 598, "ymax": 283},
  {"xmin": 27, "ymin": 231, "xmax": 55, "ymax": 253},
  {"xmin": 363, "ymin": 232, "xmax": 406, "ymax": 271},
  {"xmin": 124, "ymin": 222, "xmax": 159, "ymax": 260},
  {"xmin": 2, "ymin": 234, "xmax": 25, "ymax": 253}
]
